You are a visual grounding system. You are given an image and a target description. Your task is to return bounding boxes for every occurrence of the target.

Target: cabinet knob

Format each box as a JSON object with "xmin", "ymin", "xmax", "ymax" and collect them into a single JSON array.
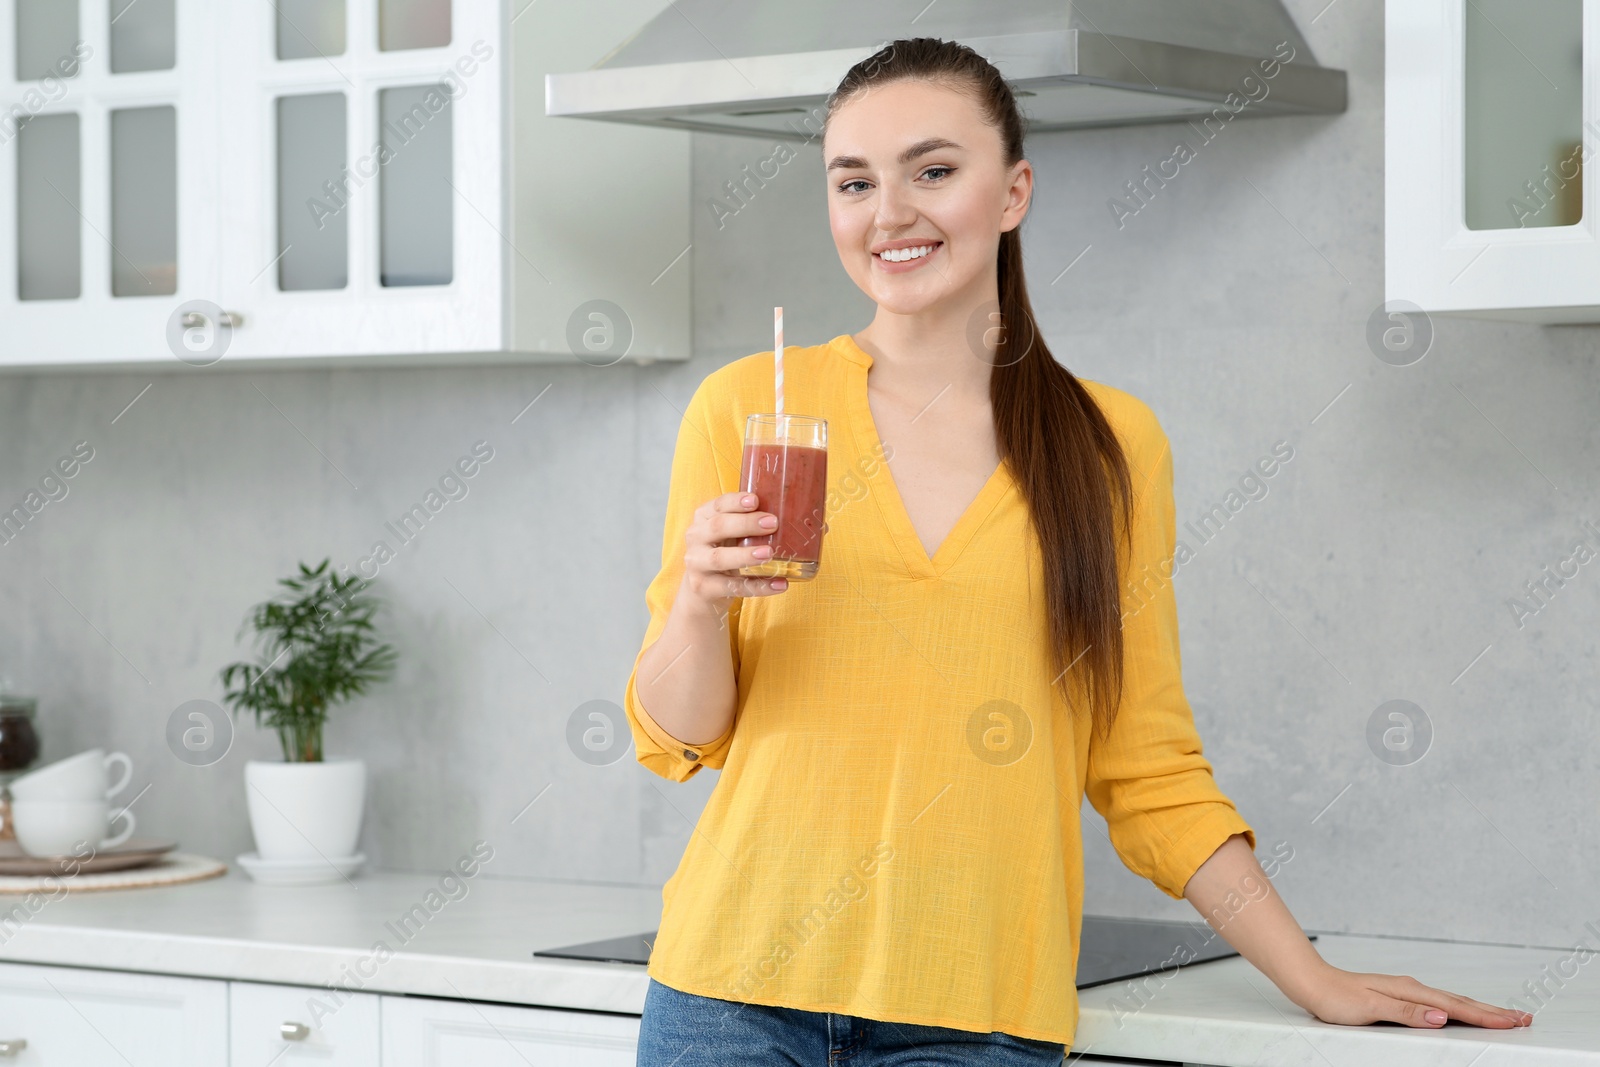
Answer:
[
  {"xmin": 181, "ymin": 310, "xmax": 244, "ymax": 329},
  {"xmin": 0, "ymin": 1039, "xmax": 27, "ymax": 1056},
  {"xmin": 280, "ymin": 1021, "xmax": 310, "ymax": 1041}
]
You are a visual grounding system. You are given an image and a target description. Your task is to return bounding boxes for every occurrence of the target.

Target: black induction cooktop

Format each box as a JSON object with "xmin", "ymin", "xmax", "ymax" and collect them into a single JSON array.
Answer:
[{"xmin": 533, "ymin": 915, "xmax": 1312, "ymax": 989}]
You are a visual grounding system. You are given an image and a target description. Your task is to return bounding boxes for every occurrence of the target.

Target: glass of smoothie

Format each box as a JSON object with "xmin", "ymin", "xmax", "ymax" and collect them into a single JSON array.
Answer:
[{"xmin": 736, "ymin": 413, "xmax": 828, "ymax": 581}]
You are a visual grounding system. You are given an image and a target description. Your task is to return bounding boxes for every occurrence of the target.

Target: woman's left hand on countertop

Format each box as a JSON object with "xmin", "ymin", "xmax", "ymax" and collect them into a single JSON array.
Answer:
[
  {"xmin": 1290, "ymin": 964, "xmax": 1533, "ymax": 1030},
  {"xmin": 1184, "ymin": 836, "xmax": 1534, "ymax": 1032}
]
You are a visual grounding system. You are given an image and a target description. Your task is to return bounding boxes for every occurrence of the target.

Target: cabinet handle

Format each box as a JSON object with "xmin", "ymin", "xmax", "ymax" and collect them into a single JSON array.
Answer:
[
  {"xmin": 280, "ymin": 1021, "xmax": 310, "ymax": 1041},
  {"xmin": 0, "ymin": 1039, "xmax": 26, "ymax": 1056},
  {"xmin": 180, "ymin": 310, "xmax": 244, "ymax": 329}
]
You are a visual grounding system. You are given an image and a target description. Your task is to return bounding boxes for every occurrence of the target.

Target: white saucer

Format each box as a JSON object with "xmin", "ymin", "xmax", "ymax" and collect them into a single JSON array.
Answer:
[{"xmin": 236, "ymin": 851, "xmax": 365, "ymax": 886}]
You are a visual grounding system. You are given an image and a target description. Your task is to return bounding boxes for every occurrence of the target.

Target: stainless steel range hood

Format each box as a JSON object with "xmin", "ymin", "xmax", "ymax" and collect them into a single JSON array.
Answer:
[{"xmin": 545, "ymin": 0, "xmax": 1347, "ymax": 141}]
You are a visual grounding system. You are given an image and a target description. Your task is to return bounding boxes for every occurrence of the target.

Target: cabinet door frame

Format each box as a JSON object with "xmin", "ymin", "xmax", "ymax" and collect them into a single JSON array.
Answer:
[
  {"xmin": 1387, "ymin": 0, "xmax": 1600, "ymax": 321},
  {"xmin": 216, "ymin": 0, "xmax": 505, "ymax": 361},
  {"xmin": 0, "ymin": 0, "xmax": 221, "ymax": 367}
]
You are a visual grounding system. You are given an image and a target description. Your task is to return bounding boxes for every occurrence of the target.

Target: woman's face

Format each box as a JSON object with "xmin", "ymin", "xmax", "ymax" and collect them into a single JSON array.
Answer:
[{"xmin": 823, "ymin": 78, "xmax": 1032, "ymax": 317}]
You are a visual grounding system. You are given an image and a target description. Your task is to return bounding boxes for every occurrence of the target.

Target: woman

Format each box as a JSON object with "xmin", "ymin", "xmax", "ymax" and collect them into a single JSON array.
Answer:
[{"xmin": 625, "ymin": 37, "xmax": 1530, "ymax": 1065}]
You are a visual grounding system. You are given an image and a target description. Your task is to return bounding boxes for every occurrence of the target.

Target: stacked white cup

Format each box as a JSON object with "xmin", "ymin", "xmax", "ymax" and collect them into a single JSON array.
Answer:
[{"xmin": 6, "ymin": 748, "xmax": 136, "ymax": 856}]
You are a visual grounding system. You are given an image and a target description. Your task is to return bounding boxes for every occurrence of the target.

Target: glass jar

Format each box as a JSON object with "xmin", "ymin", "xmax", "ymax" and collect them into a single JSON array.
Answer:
[{"xmin": 0, "ymin": 696, "xmax": 41, "ymax": 781}]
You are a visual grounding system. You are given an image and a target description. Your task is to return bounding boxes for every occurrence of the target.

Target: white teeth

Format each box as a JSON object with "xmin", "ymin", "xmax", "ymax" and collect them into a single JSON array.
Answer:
[{"xmin": 880, "ymin": 244, "xmax": 936, "ymax": 262}]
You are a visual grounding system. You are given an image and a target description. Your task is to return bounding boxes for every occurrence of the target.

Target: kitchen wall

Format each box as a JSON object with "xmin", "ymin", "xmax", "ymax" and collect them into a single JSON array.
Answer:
[{"xmin": 1, "ymin": 0, "xmax": 1593, "ymax": 950}]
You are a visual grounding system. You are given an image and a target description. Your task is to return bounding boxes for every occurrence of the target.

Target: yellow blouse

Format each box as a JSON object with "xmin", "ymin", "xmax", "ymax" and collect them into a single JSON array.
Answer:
[{"xmin": 623, "ymin": 333, "xmax": 1256, "ymax": 1047}]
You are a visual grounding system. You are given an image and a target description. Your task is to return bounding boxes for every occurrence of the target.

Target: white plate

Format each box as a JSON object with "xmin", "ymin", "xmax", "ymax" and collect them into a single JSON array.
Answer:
[{"xmin": 236, "ymin": 851, "xmax": 365, "ymax": 886}]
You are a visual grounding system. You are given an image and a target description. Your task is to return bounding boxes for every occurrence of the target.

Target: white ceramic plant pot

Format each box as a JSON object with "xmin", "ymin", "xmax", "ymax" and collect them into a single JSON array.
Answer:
[{"xmin": 245, "ymin": 758, "xmax": 366, "ymax": 862}]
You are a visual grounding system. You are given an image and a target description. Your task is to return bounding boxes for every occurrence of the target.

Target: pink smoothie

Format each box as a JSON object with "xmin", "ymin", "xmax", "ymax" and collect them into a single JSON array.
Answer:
[{"xmin": 738, "ymin": 442, "xmax": 828, "ymax": 565}]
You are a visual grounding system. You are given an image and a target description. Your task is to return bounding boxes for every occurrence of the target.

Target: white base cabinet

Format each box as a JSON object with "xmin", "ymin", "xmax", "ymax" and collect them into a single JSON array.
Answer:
[
  {"xmin": 0, "ymin": 963, "xmax": 1159, "ymax": 1064},
  {"xmin": 0, "ymin": 963, "xmax": 640, "ymax": 1064},
  {"xmin": 380, "ymin": 994, "xmax": 639, "ymax": 1066},
  {"xmin": 0, "ymin": 960, "xmax": 227, "ymax": 1065}
]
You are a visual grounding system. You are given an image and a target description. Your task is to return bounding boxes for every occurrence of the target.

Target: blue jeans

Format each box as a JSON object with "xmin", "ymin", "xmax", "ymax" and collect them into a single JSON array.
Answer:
[{"xmin": 637, "ymin": 977, "xmax": 1067, "ymax": 1065}]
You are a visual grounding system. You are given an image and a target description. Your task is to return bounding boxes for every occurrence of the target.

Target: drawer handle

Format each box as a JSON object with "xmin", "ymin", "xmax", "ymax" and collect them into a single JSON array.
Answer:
[
  {"xmin": 0, "ymin": 1039, "xmax": 27, "ymax": 1056},
  {"xmin": 280, "ymin": 1021, "xmax": 310, "ymax": 1041},
  {"xmin": 181, "ymin": 310, "xmax": 244, "ymax": 329}
]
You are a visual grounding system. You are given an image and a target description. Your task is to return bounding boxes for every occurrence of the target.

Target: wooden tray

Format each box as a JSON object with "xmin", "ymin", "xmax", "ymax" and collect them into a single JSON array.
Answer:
[{"xmin": 0, "ymin": 837, "xmax": 178, "ymax": 875}]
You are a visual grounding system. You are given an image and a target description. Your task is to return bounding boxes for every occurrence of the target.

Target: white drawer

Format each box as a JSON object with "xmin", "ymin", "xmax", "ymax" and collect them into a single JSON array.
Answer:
[
  {"xmin": 381, "ymin": 993, "xmax": 639, "ymax": 1067},
  {"xmin": 230, "ymin": 979, "xmax": 380, "ymax": 1065},
  {"xmin": 0, "ymin": 960, "xmax": 226, "ymax": 1065}
]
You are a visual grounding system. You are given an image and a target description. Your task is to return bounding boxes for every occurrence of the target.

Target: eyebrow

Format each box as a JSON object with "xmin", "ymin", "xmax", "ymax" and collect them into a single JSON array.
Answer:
[{"xmin": 825, "ymin": 137, "xmax": 963, "ymax": 172}]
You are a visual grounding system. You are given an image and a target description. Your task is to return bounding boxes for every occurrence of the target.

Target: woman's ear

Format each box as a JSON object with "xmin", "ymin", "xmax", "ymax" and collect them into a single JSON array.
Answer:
[{"xmin": 1001, "ymin": 158, "xmax": 1033, "ymax": 233}]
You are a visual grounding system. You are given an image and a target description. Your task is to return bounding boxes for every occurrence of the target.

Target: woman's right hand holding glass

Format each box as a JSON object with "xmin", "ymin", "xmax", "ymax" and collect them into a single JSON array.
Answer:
[{"xmin": 681, "ymin": 492, "xmax": 789, "ymax": 608}]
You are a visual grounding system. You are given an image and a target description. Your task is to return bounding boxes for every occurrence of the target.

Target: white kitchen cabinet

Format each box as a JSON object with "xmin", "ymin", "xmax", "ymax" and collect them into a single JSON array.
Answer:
[
  {"xmin": 0, "ymin": 959, "xmax": 226, "ymax": 1064},
  {"xmin": 0, "ymin": 0, "xmax": 689, "ymax": 369},
  {"xmin": 1, "ymin": 0, "xmax": 222, "ymax": 362},
  {"xmin": 381, "ymin": 993, "xmax": 639, "ymax": 1066},
  {"xmin": 230, "ymin": 979, "xmax": 381, "ymax": 1065},
  {"xmin": 1386, "ymin": 0, "xmax": 1600, "ymax": 323}
]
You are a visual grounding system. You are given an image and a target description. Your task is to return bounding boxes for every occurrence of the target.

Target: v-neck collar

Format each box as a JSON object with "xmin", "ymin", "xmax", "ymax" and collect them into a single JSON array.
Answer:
[{"xmin": 834, "ymin": 333, "xmax": 1014, "ymax": 580}]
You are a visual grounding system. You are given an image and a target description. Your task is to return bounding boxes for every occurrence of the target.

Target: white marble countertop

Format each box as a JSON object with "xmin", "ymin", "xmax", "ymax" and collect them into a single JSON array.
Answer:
[
  {"xmin": 0, "ymin": 868, "xmax": 1593, "ymax": 1065},
  {"xmin": 1075, "ymin": 929, "xmax": 1600, "ymax": 1065},
  {"xmin": 0, "ymin": 868, "xmax": 661, "ymax": 1015}
]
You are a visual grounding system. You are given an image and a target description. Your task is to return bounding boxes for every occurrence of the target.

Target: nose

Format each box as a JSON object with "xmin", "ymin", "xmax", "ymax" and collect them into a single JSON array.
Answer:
[{"xmin": 873, "ymin": 177, "xmax": 917, "ymax": 235}]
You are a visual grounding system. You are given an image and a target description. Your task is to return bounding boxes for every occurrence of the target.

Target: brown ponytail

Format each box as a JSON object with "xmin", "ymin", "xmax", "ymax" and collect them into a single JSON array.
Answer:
[{"xmin": 825, "ymin": 38, "xmax": 1135, "ymax": 741}]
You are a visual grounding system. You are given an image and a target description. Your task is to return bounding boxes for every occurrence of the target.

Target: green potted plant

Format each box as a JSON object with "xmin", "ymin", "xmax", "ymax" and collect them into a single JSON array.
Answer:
[{"xmin": 220, "ymin": 559, "xmax": 396, "ymax": 880}]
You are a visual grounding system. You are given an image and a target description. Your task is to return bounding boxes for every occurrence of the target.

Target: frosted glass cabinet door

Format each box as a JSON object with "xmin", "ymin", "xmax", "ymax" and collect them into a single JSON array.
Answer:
[
  {"xmin": 216, "ymin": 0, "xmax": 504, "ymax": 359},
  {"xmin": 16, "ymin": 114, "xmax": 81, "ymax": 300},
  {"xmin": 1385, "ymin": 0, "xmax": 1600, "ymax": 321},
  {"xmin": 2, "ymin": 0, "xmax": 221, "ymax": 366},
  {"xmin": 3, "ymin": 0, "xmax": 688, "ymax": 365}
]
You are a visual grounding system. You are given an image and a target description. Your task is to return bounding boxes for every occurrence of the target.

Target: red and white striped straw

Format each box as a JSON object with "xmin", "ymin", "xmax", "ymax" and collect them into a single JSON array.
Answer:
[{"xmin": 773, "ymin": 306, "xmax": 785, "ymax": 416}]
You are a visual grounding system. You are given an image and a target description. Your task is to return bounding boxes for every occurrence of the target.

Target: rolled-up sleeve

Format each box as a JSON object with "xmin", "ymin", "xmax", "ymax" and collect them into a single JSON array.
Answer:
[
  {"xmin": 1084, "ymin": 405, "xmax": 1256, "ymax": 900},
  {"xmin": 622, "ymin": 376, "xmax": 742, "ymax": 782}
]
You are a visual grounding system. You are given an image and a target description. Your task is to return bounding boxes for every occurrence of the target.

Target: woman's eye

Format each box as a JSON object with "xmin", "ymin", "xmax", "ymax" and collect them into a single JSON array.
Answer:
[
  {"xmin": 839, "ymin": 179, "xmax": 870, "ymax": 194},
  {"xmin": 922, "ymin": 166, "xmax": 952, "ymax": 181}
]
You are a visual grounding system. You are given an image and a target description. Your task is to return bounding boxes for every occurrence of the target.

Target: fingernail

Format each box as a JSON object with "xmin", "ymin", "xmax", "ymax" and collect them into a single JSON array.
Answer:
[
  {"xmin": 743, "ymin": 494, "xmax": 756, "ymax": 507},
  {"xmin": 770, "ymin": 578, "xmax": 786, "ymax": 589},
  {"xmin": 753, "ymin": 546, "xmax": 771, "ymax": 558},
  {"xmin": 1424, "ymin": 1009, "xmax": 1447, "ymax": 1025},
  {"xmin": 759, "ymin": 515, "xmax": 777, "ymax": 528}
]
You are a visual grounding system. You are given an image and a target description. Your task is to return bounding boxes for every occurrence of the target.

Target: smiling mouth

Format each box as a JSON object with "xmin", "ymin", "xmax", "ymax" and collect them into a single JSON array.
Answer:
[{"xmin": 874, "ymin": 242, "xmax": 942, "ymax": 263}]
